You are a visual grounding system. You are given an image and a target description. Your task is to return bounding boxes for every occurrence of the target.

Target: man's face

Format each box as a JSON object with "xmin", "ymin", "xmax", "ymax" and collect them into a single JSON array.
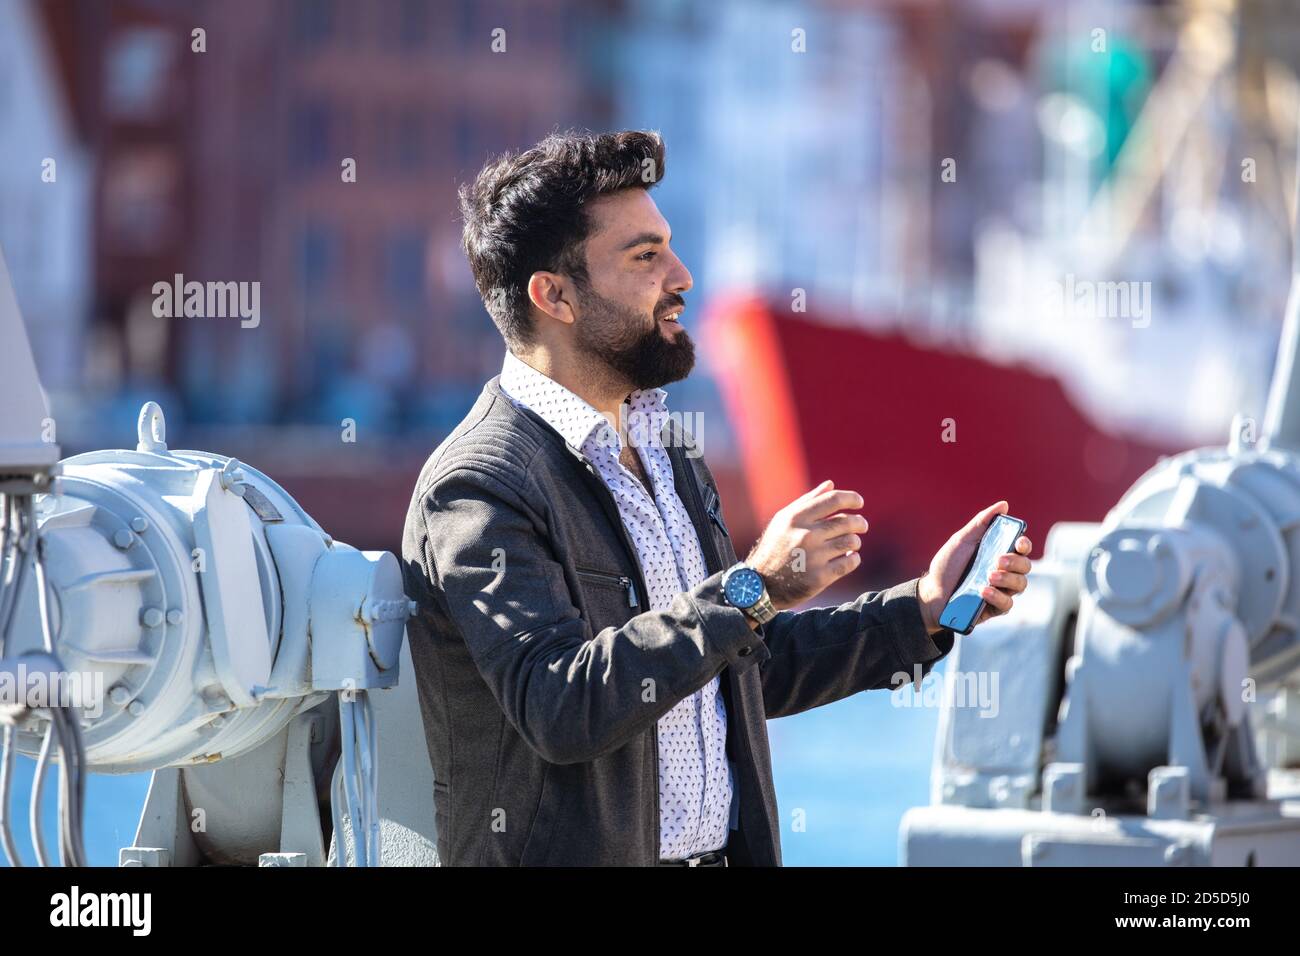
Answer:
[{"xmin": 568, "ymin": 189, "xmax": 695, "ymax": 391}]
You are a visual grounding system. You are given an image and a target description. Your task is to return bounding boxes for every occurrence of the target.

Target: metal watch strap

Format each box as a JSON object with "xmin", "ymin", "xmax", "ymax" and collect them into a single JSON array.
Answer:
[
  {"xmin": 722, "ymin": 561, "xmax": 776, "ymax": 625},
  {"xmin": 743, "ymin": 589, "xmax": 777, "ymax": 625}
]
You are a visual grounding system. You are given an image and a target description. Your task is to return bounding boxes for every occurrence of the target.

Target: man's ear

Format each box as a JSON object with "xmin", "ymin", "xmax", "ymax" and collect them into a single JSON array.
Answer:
[{"xmin": 527, "ymin": 271, "xmax": 576, "ymax": 327}]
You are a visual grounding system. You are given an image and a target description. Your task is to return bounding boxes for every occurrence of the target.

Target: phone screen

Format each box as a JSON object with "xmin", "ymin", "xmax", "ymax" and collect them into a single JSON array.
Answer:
[{"xmin": 938, "ymin": 514, "xmax": 1023, "ymax": 633}]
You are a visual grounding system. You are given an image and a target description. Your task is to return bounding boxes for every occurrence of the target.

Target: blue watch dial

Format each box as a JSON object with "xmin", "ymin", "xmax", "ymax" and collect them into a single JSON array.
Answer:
[{"xmin": 724, "ymin": 567, "xmax": 765, "ymax": 609}]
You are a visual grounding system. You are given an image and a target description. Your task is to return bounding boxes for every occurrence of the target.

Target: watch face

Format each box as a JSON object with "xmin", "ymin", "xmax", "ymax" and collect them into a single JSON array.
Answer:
[{"xmin": 724, "ymin": 567, "xmax": 764, "ymax": 609}]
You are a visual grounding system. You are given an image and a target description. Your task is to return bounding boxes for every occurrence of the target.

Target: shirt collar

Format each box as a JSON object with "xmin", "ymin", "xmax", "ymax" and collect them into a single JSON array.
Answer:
[{"xmin": 499, "ymin": 350, "xmax": 670, "ymax": 457}]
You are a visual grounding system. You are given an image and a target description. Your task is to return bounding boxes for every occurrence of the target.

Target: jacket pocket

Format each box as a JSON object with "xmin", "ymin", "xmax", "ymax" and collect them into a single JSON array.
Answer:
[
  {"xmin": 518, "ymin": 765, "xmax": 556, "ymax": 865},
  {"xmin": 575, "ymin": 566, "xmax": 640, "ymax": 609}
]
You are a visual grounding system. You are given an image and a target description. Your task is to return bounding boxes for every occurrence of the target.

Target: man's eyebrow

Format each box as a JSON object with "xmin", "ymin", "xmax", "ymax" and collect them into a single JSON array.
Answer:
[{"xmin": 618, "ymin": 231, "xmax": 667, "ymax": 251}]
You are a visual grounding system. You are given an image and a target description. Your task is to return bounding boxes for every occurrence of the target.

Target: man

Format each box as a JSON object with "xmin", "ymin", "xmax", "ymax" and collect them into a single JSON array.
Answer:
[{"xmin": 401, "ymin": 129, "xmax": 1032, "ymax": 866}]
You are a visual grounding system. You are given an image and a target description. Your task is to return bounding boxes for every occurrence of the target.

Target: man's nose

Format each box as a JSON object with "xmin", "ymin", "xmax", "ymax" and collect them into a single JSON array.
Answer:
[{"xmin": 666, "ymin": 251, "xmax": 693, "ymax": 294}]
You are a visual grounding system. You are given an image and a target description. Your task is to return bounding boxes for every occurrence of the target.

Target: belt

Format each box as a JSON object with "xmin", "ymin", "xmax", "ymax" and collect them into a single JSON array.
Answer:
[{"xmin": 658, "ymin": 849, "xmax": 727, "ymax": 867}]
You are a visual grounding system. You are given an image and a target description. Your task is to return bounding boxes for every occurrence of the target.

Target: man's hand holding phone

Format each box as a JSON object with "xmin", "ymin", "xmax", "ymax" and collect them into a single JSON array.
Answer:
[
  {"xmin": 743, "ymin": 487, "xmax": 1031, "ymax": 636},
  {"xmin": 918, "ymin": 500, "xmax": 1033, "ymax": 635}
]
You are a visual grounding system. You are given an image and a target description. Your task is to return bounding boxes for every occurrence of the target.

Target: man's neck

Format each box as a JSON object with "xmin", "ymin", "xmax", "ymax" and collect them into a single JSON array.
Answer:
[{"xmin": 512, "ymin": 348, "xmax": 631, "ymax": 428}]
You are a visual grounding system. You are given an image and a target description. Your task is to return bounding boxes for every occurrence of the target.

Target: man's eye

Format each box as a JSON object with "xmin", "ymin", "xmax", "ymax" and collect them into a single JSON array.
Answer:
[{"xmin": 637, "ymin": 250, "xmax": 657, "ymax": 261}]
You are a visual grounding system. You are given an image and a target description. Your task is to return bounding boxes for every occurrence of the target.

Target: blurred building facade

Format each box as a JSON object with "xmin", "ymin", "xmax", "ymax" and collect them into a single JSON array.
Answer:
[
  {"xmin": 40, "ymin": 0, "xmax": 619, "ymax": 444},
  {"xmin": 0, "ymin": 0, "xmax": 92, "ymax": 400},
  {"xmin": 29, "ymin": 0, "xmax": 623, "ymax": 548}
]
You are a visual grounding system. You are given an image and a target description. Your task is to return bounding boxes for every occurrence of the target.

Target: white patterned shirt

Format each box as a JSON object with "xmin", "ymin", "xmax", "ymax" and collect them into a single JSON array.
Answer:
[{"xmin": 498, "ymin": 349, "xmax": 732, "ymax": 860}]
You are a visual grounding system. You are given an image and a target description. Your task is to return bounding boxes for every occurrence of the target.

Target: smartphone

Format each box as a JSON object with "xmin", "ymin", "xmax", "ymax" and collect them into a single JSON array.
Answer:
[{"xmin": 938, "ymin": 513, "xmax": 1026, "ymax": 635}]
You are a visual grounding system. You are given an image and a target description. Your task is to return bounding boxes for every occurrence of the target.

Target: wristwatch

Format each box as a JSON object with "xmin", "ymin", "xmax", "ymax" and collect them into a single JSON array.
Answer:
[{"xmin": 721, "ymin": 562, "xmax": 776, "ymax": 625}]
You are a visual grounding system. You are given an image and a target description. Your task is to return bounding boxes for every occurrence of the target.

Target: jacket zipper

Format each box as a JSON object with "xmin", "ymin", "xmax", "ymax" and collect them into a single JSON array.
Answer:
[
  {"xmin": 576, "ymin": 567, "xmax": 639, "ymax": 608},
  {"xmin": 680, "ymin": 471, "xmax": 734, "ymax": 857},
  {"xmin": 651, "ymin": 721, "xmax": 660, "ymax": 863},
  {"xmin": 567, "ymin": 453, "xmax": 659, "ymax": 862},
  {"xmin": 671, "ymin": 445, "xmax": 774, "ymax": 863},
  {"xmin": 577, "ymin": 450, "xmax": 738, "ymax": 863}
]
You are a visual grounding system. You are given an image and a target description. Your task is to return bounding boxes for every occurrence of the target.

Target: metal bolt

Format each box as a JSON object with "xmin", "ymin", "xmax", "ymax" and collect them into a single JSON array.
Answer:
[
  {"xmin": 219, "ymin": 459, "xmax": 247, "ymax": 497},
  {"xmin": 165, "ymin": 608, "xmax": 183, "ymax": 626},
  {"xmin": 141, "ymin": 607, "xmax": 164, "ymax": 628},
  {"xmin": 112, "ymin": 529, "xmax": 135, "ymax": 549},
  {"xmin": 210, "ymin": 715, "xmax": 226, "ymax": 730},
  {"xmin": 130, "ymin": 516, "xmax": 148, "ymax": 533},
  {"xmin": 109, "ymin": 685, "xmax": 131, "ymax": 706},
  {"xmin": 127, "ymin": 700, "xmax": 145, "ymax": 717}
]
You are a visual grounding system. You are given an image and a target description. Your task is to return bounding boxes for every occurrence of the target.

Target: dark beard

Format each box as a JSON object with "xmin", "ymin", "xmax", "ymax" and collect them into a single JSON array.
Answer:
[{"xmin": 573, "ymin": 284, "xmax": 695, "ymax": 390}]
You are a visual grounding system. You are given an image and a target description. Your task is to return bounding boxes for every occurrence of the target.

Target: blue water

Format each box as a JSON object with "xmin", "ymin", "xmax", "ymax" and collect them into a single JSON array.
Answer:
[
  {"xmin": 2, "ymin": 757, "xmax": 151, "ymax": 867},
  {"xmin": 768, "ymin": 680, "xmax": 940, "ymax": 865},
  {"xmin": 2, "ymin": 677, "xmax": 940, "ymax": 867}
]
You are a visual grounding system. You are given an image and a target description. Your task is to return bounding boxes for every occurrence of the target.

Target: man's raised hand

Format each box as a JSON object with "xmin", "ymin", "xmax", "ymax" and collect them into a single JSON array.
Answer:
[{"xmin": 746, "ymin": 480, "xmax": 868, "ymax": 610}]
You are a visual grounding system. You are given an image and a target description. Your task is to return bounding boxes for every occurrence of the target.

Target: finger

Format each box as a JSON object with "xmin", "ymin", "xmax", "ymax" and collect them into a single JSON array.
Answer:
[
  {"xmin": 814, "ymin": 513, "xmax": 869, "ymax": 536},
  {"xmin": 1014, "ymin": 535, "xmax": 1032, "ymax": 555},
  {"xmin": 796, "ymin": 479, "xmax": 834, "ymax": 502},
  {"xmin": 988, "ymin": 570, "xmax": 1028, "ymax": 594},
  {"xmin": 964, "ymin": 500, "xmax": 1008, "ymax": 534},
  {"xmin": 801, "ymin": 489, "xmax": 864, "ymax": 521},
  {"xmin": 996, "ymin": 553, "xmax": 1032, "ymax": 575},
  {"xmin": 981, "ymin": 585, "xmax": 1014, "ymax": 613},
  {"xmin": 827, "ymin": 550, "xmax": 860, "ymax": 577},
  {"xmin": 826, "ymin": 533, "xmax": 862, "ymax": 553}
]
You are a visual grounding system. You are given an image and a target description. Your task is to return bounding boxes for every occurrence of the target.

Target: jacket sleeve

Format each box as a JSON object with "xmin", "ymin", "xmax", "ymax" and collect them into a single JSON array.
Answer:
[
  {"xmin": 756, "ymin": 577, "xmax": 956, "ymax": 719},
  {"xmin": 406, "ymin": 464, "xmax": 770, "ymax": 765}
]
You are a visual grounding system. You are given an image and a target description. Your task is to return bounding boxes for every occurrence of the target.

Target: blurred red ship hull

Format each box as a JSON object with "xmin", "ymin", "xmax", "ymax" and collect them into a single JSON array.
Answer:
[{"xmin": 702, "ymin": 295, "xmax": 1181, "ymax": 580}]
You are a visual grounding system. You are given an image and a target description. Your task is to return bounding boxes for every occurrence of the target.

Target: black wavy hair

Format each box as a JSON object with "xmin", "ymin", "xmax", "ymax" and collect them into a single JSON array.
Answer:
[{"xmin": 458, "ymin": 129, "xmax": 666, "ymax": 348}]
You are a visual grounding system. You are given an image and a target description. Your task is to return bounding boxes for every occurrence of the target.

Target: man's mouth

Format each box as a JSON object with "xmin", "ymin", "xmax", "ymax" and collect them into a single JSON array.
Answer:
[{"xmin": 658, "ymin": 310, "xmax": 682, "ymax": 324}]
